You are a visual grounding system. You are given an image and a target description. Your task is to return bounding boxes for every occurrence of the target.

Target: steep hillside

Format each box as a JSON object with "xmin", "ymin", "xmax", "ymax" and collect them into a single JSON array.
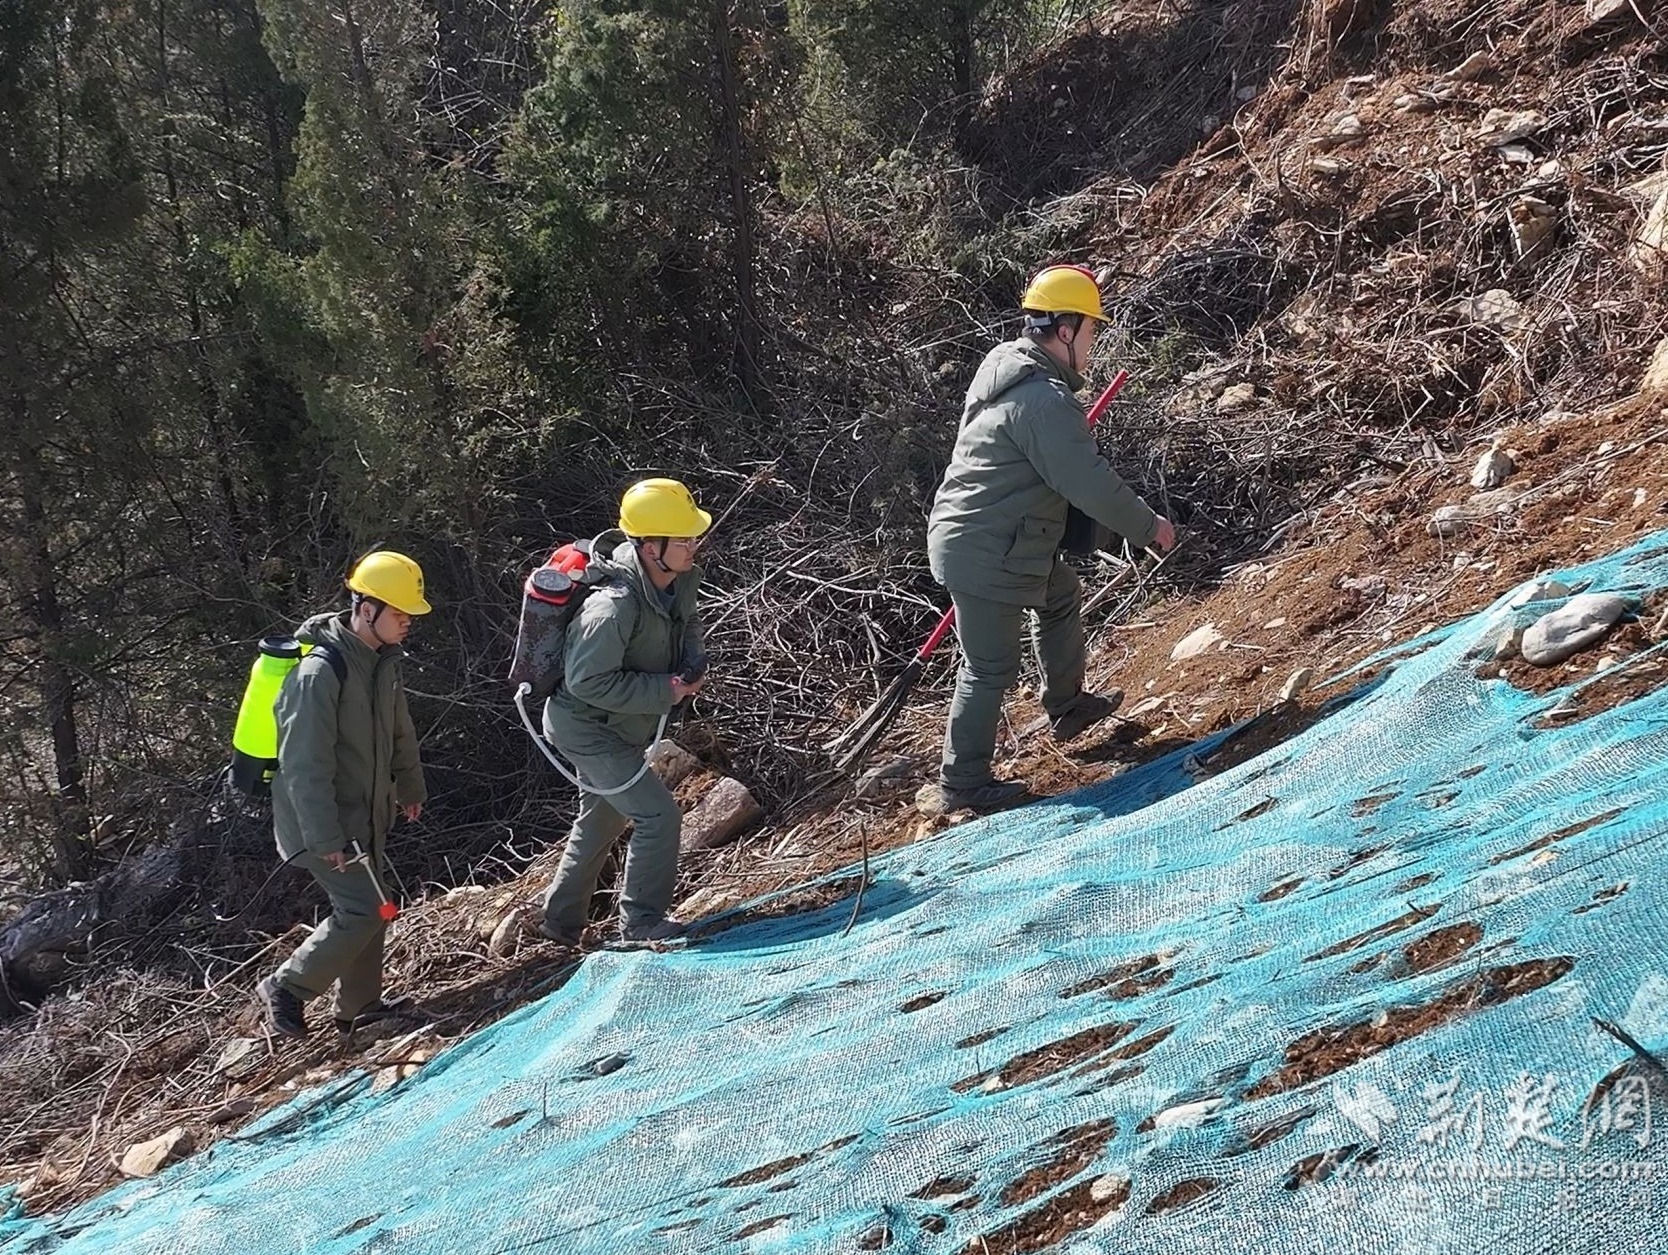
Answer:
[{"xmin": 6, "ymin": 0, "xmax": 1668, "ymax": 1226}]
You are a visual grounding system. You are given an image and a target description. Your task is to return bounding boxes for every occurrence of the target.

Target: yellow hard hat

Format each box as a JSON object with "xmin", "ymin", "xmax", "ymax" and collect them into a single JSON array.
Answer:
[
  {"xmin": 1021, "ymin": 264, "xmax": 1107, "ymax": 322},
  {"xmin": 618, "ymin": 478, "xmax": 713, "ymax": 539},
  {"xmin": 347, "ymin": 551, "xmax": 432, "ymax": 615}
]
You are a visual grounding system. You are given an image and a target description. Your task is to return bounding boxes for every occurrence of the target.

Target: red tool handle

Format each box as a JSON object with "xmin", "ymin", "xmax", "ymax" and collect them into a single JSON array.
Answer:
[
  {"xmin": 925, "ymin": 368, "xmax": 1131, "ymax": 654},
  {"xmin": 917, "ymin": 606, "xmax": 958, "ymax": 660},
  {"xmin": 1084, "ymin": 368, "xmax": 1128, "ymax": 427}
]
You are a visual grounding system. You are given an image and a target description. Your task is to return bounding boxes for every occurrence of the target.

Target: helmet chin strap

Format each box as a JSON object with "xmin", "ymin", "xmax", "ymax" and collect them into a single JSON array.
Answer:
[{"xmin": 642, "ymin": 538, "xmax": 672, "ymax": 574}]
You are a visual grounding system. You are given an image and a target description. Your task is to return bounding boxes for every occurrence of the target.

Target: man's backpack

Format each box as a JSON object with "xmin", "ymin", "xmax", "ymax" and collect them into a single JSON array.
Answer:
[
  {"xmin": 508, "ymin": 540, "xmax": 607, "ymax": 703},
  {"xmin": 229, "ymin": 637, "xmax": 346, "ymax": 797}
]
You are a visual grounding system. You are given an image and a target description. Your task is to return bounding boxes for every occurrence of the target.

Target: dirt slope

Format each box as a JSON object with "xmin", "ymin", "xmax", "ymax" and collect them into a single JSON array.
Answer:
[{"xmin": 8, "ymin": 0, "xmax": 1668, "ymax": 1222}]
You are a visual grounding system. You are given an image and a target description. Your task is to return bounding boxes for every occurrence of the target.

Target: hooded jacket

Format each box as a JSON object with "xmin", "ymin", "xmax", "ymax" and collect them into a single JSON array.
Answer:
[
  {"xmin": 543, "ymin": 537, "xmax": 705, "ymax": 758},
  {"xmin": 927, "ymin": 338, "xmax": 1159, "ymax": 607},
  {"xmin": 271, "ymin": 611, "xmax": 426, "ymax": 860}
]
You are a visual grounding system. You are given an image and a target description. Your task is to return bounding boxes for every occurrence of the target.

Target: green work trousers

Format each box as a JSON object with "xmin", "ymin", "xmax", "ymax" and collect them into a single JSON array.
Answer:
[
  {"xmin": 541, "ymin": 747, "xmax": 681, "ymax": 935},
  {"xmin": 272, "ymin": 845, "xmax": 389, "ymax": 1020},
  {"xmin": 941, "ymin": 559, "xmax": 1086, "ymax": 787}
]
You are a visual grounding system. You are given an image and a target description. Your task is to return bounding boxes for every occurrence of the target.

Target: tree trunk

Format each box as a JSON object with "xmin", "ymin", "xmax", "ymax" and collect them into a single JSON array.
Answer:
[
  {"xmin": 710, "ymin": 0, "xmax": 765, "ymax": 409},
  {"xmin": 10, "ymin": 413, "xmax": 89, "ymax": 883}
]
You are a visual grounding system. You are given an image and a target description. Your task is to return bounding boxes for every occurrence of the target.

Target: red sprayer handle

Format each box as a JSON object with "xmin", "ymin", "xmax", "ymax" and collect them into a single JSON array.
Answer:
[{"xmin": 922, "ymin": 368, "xmax": 1131, "ymax": 659}]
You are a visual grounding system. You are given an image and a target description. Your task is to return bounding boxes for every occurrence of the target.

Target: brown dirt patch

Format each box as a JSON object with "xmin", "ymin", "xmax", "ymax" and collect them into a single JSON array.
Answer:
[
  {"xmin": 691, "ymin": 875, "xmax": 865, "ymax": 938},
  {"xmin": 1487, "ymin": 809, "xmax": 1624, "ymax": 866},
  {"xmin": 910, "ymin": 1173, "xmax": 976, "ymax": 1200},
  {"xmin": 716, "ymin": 1135, "xmax": 858, "ymax": 1188},
  {"xmin": 730, "ymin": 1214, "xmax": 792, "ymax": 1240},
  {"xmin": 1144, "ymin": 1176, "xmax": 1220, "ymax": 1215},
  {"xmin": 1326, "ymin": 844, "xmax": 1387, "ymax": 879},
  {"xmin": 956, "ymin": 1027, "xmax": 1009, "ymax": 1050},
  {"xmin": 1258, "ymin": 876, "xmax": 1304, "ymax": 902},
  {"xmin": 1572, "ymin": 882, "xmax": 1629, "ymax": 915},
  {"xmin": 959, "ymin": 1174, "xmax": 1130, "ymax": 1255},
  {"xmin": 999, "ymin": 1119, "xmax": 1118, "ymax": 1207},
  {"xmin": 1393, "ymin": 871, "xmax": 1439, "ymax": 893},
  {"xmin": 1351, "ymin": 789, "xmax": 1401, "ymax": 817},
  {"xmin": 1306, "ymin": 903, "xmax": 1439, "ymax": 962},
  {"xmin": 899, "ymin": 991, "xmax": 947, "ymax": 1013},
  {"xmin": 954, "ymin": 1022, "xmax": 1138, "ymax": 1092},
  {"xmin": 1075, "ymin": 1025, "xmax": 1175, "ymax": 1078},
  {"xmin": 1220, "ymin": 1106, "xmax": 1315, "ymax": 1157},
  {"xmin": 1283, "ymin": 1145, "xmax": 1363, "ymax": 1190},
  {"xmin": 1059, "ymin": 955, "xmax": 1172, "ymax": 1000},
  {"xmin": 1245, "ymin": 958, "xmax": 1575, "ymax": 1099},
  {"xmin": 1399, "ymin": 922, "xmax": 1483, "ymax": 976}
]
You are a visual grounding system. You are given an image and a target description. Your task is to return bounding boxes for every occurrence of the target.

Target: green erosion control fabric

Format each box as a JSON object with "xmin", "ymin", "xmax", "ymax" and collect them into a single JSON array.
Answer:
[{"xmin": 6, "ymin": 535, "xmax": 1668, "ymax": 1253}]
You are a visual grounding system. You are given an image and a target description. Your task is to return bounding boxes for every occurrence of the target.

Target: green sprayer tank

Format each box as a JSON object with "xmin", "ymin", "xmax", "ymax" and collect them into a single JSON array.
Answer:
[{"xmin": 230, "ymin": 636, "xmax": 303, "ymax": 796}]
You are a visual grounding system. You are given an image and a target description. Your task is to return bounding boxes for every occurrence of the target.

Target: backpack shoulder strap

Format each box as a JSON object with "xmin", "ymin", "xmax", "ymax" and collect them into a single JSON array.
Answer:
[{"xmin": 307, "ymin": 641, "xmax": 347, "ymax": 684}]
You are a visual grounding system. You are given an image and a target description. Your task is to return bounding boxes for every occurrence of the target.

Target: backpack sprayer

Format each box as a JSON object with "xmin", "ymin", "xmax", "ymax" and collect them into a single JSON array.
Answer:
[{"xmin": 509, "ymin": 538, "xmax": 668, "ymax": 797}]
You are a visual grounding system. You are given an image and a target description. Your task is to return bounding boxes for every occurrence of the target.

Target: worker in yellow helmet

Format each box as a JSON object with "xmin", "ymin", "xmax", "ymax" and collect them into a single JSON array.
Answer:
[
  {"xmin": 255, "ymin": 550, "xmax": 431, "ymax": 1039},
  {"xmin": 537, "ymin": 478, "xmax": 711, "ymax": 946},
  {"xmin": 926, "ymin": 265, "xmax": 1175, "ymax": 810}
]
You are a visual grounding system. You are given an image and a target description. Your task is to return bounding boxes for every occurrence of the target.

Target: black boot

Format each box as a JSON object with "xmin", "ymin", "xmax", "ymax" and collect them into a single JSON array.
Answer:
[
  {"xmin": 1050, "ymin": 689, "xmax": 1124, "ymax": 742},
  {"xmin": 256, "ymin": 976, "xmax": 309, "ymax": 1039},
  {"xmin": 938, "ymin": 778, "xmax": 1030, "ymax": 810}
]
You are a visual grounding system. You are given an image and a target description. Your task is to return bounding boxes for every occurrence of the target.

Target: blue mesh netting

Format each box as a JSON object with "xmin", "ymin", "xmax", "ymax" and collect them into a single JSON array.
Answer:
[{"xmin": 6, "ymin": 535, "xmax": 1668, "ymax": 1253}]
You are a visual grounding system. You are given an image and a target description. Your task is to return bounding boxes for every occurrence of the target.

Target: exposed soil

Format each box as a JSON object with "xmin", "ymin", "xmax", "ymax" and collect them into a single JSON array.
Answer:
[
  {"xmin": 1305, "ymin": 903, "xmax": 1441, "ymax": 962},
  {"xmin": 716, "ymin": 1135, "xmax": 858, "ymax": 1189},
  {"xmin": 1058, "ymin": 955, "xmax": 1172, "ymax": 1000},
  {"xmin": 1245, "ymin": 958, "xmax": 1576, "ymax": 1099},
  {"xmin": 1144, "ymin": 1176, "xmax": 1220, "ymax": 1216},
  {"xmin": 958, "ymin": 1174, "xmax": 1131, "ymax": 1255},
  {"xmin": 1399, "ymin": 922, "xmax": 1484, "ymax": 976},
  {"xmin": 1487, "ymin": 808, "xmax": 1625, "ymax": 866},
  {"xmin": 1219, "ymin": 1106, "xmax": 1316, "ymax": 1158},
  {"xmin": 998, "ymin": 1119, "xmax": 1118, "ymax": 1207},
  {"xmin": 953, "ymin": 1021, "xmax": 1138, "ymax": 1093}
]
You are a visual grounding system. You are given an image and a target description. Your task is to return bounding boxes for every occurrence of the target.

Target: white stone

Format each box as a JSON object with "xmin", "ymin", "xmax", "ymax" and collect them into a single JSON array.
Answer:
[
  {"xmin": 1588, "ymin": 0, "xmax": 1632, "ymax": 19},
  {"xmin": 1216, "ymin": 382, "xmax": 1257, "ymax": 413},
  {"xmin": 1428, "ymin": 504, "xmax": 1471, "ymax": 538},
  {"xmin": 1641, "ymin": 336, "xmax": 1668, "ymax": 394},
  {"xmin": 1279, "ymin": 668, "xmax": 1314, "ymax": 703},
  {"xmin": 1171, "ymin": 624, "xmax": 1225, "ymax": 662},
  {"xmin": 1456, "ymin": 288, "xmax": 1524, "ymax": 332},
  {"xmin": 1478, "ymin": 108, "xmax": 1549, "ymax": 144},
  {"xmin": 1632, "ymin": 190, "xmax": 1668, "ymax": 277},
  {"xmin": 1520, "ymin": 593, "xmax": 1631, "ymax": 665},
  {"xmin": 1470, "ymin": 445, "xmax": 1517, "ymax": 489},
  {"xmin": 1507, "ymin": 196, "xmax": 1557, "ymax": 261},
  {"xmin": 488, "ymin": 910, "xmax": 522, "ymax": 958},
  {"xmin": 645, "ymin": 739, "xmax": 699, "ymax": 787},
  {"xmin": 1508, "ymin": 578, "xmax": 1573, "ymax": 608},
  {"xmin": 119, "ymin": 1127, "xmax": 194, "ymax": 1178},
  {"xmin": 1153, "ymin": 1097, "xmax": 1226, "ymax": 1128},
  {"xmin": 1444, "ymin": 51, "xmax": 1493, "ymax": 81},
  {"xmin": 1263, "ymin": 617, "xmax": 1287, "ymax": 629},
  {"xmin": 1089, "ymin": 1173, "xmax": 1129, "ymax": 1203},
  {"xmin": 683, "ymin": 776, "xmax": 764, "ymax": 850},
  {"xmin": 1312, "ymin": 115, "xmax": 1366, "ymax": 150}
]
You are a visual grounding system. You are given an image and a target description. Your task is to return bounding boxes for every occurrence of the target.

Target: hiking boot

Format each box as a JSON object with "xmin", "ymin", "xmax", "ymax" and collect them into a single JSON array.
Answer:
[
  {"xmin": 536, "ymin": 919, "xmax": 584, "ymax": 946},
  {"xmin": 938, "ymin": 778, "xmax": 1030, "ymax": 811},
  {"xmin": 1050, "ymin": 689, "xmax": 1123, "ymax": 742},
  {"xmin": 334, "ymin": 997, "xmax": 421, "ymax": 1035},
  {"xmin": 256, "ymin": 976, "xmax": 309, "ymax": 1039},
  {"xmin": 619, "ymin": 917, "xmax": 688, "ymax": 944}
]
